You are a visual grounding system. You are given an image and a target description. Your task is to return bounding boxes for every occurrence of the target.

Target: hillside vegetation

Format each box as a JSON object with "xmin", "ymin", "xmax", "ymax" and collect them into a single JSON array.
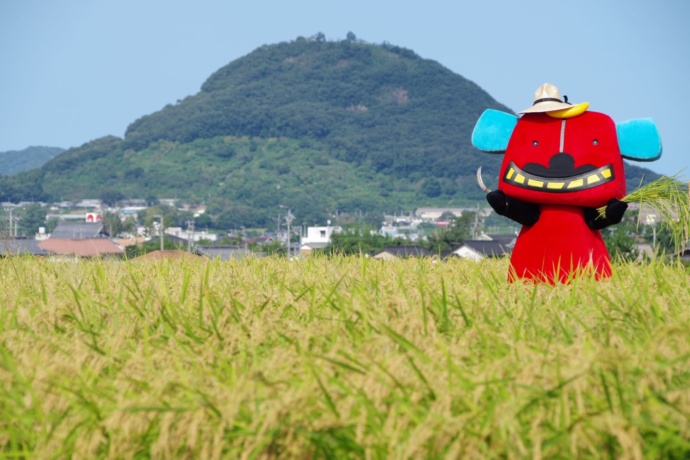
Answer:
[
  {"xmin": 123, "ymin": 36, "xmax": 507, "ymax": 181},
  {"xmin": 41, "ymin": 135, "xmax": 424, "ymax": 226},
  {"xmin": 0, "ymin": 35, "xmax": 661, "ymax": 225},
  {"xmin": 0, "ymin": 146, "xmax": 63, "ymax": 175}
]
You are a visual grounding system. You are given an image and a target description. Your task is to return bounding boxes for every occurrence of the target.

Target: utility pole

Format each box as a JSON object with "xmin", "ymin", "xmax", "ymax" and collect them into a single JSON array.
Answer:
[
  {"xmin": 473, "ymin": 203, "xmax": 480, "ymax": 239},
  {"xmin": 285, "ymin": 209, "xmax": 293, "ymax": 257},
  {"xmin": 155, "ymin": 214, "xmax": 164, "ymax": 251},
  {"xmin": 187, "ymin": 219, "xmax": 195, "ymax": 252},
  {"xmin": 646, "ymin": 213, "xmax": 657, "ymax": 251},
  {"xmin": 279, "ymin": 205, "xmax": 294, "ymax": 257}
]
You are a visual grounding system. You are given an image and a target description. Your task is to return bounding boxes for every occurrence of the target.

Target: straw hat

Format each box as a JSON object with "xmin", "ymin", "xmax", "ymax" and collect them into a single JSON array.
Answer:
[{"xmin": 519, "ymin": 83, "xmax": 573, "ymax": 114}]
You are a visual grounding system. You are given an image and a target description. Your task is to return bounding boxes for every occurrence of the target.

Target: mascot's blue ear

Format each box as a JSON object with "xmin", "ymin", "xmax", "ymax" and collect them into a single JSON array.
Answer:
[
  {"xmin": 472, "ymin": 109, "xmax": 518, "ymax": 153},
  {"xmin": 617, "ymin": 118, "xmax": 662, "ymax": 162}
]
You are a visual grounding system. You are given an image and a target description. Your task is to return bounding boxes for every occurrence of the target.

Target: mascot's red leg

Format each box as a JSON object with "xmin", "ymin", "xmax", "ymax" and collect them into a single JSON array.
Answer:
[{"xmin": 507, "ymin": 205, "xmax": 612, "ymax": 284}]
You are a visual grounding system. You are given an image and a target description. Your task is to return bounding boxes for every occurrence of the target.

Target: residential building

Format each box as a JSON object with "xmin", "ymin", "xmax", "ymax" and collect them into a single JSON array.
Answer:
[
  {"xmin": 372, "ymin": 246, "xmax": 434, "ymax": 260},
  {"xmin": 165, "ymin": 226, "xmax": 218, "ymax": 242},
  {"xmin": 38, "ymin": 238, "xmax": 124, "ymax": 258},
  {"xmin": 449, "ymin": 240, "xmax": 510, "ymax": 261},
  {"xmin": 415, "ymin": 207, "xmax": 464, "ymax": 221},
  {"xmin": 0, "ymin": 239, "xmax": 52, "ymax": 257},
  {"xmin": 300, "ymin": 225, "xmax": 342, "ymax": 254},
  {"xmin": 379, "ymin": 225, "xmax": 420, "ymax": 241},
  {"xmin": 50, "ymin": 221, "xmax": 109, "ymax": 239},
  {"xmin": 195, "ymin": 245, "xmax": 254, "ymax": 260}
]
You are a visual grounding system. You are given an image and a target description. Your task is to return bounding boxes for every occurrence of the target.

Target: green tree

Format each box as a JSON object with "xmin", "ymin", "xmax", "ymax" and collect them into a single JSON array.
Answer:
[
  {"xmin": 194, "ymin": 212, "xmax": 214, "ymax": 229},
  {"xmin": 602, "ymin": 212, "xmax": 640, "ymax": 262},
  {"xmin": 137, "ymin": 204, "xmax": 177, "ymax": 237},
  {"xmin": 125, "ymin": 237, "xmax": 186, "ymax": 258},
  {"xmin": 426, "ymin": 212, "xmax": 475, "ymax": 252},
  {"xmin": 422, "ymin": 178, "xmax": 442, "ymax": 198},
  {"xmin": 324, "ymin": 225, "xmax": 405, "ymax": 255},
  {"xmin": 102, "ymin": 211, "xmax": 135, "ymax": 237},
  {"xmin": 603, "ymin": 226, "xmax": 639, "ymax": 261},
  {"xmin": 16, "ymin": 204, "xmax": 47, "ymax": 236},
  {"xmin": 215, "ymin": 205, "xmax": 254, "ymax": 230},
  {"xmin": 638, "ymin": 218, "xmax": 676, "ymax": 255},
  {"xmin": 99, "ymin": 190, "xmax": 125, "ymax": 207}
]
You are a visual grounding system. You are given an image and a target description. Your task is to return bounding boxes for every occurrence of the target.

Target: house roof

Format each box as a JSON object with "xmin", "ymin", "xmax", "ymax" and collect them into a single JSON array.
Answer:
[
  {"xmin": 454, "ymin": 240, "xmax": 509, "ymax": 258},
  {"xmin": 134, "ymin": 250, "xmax": 201, "ymax": 261},
  {"xmin": 300, "ymin": 242, "xmax": 329, "ymax": 250},
  {"xmin": 372, "ymin": 245, "xmax": 434, "ymax": 258},
  {"xmin": 112, "ymin": 236, "xmax": 147, "ymax": 247},
  {"xmin": 485, "ymin": 233, "xmax": 517, "ymax": 247},
  {"xmin": 247, "ymin": 236, "xmax": 274, "ymax": 244},
  {"xmin": 51, "ymin": 221, "xmax": 108, "ymax": 239},
  {"xmin": 38, "ymin": 238, "xmax": 124, "ymax": 257},
  {"xmin": 195, "ymin": 245, "xmax": 253, "ymax": 260},
  {"xmin": 0, "ymin": 239, "xmax": 52, "ymax": 256}
]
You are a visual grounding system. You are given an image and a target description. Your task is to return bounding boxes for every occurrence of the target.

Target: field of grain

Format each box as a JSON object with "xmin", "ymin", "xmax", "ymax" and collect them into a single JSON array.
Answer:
[{"xmin": 0, "ymin": 255, "xmax": 689, "ymax": 459}]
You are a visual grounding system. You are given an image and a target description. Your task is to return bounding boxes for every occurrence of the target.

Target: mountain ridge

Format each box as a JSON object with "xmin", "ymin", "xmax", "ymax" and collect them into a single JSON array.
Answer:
[
  {"xmin": 0, "ymin": 36, "xmax": 661, "ymax": 227},
  {"xmin": 0, "ymin": 146, "xmax": 64, "ymax": 175}
]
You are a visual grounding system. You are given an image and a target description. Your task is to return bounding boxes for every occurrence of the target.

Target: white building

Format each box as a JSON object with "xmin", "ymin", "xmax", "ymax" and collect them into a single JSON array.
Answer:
[
  {"xmin": 379, "ymin": 225, "xmax": 420, "ymax": 241},
  {"xmin": 299, "ymin": 225, "xmax": 342, "ymax": 254},
  {"xmin": 165, "ymin": 226, "xmax": 218, "ymax": 242}
]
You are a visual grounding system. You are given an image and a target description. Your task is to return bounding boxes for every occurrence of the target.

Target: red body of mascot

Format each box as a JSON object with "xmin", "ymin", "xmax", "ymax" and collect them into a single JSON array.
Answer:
[{"xmin": 472, "ymin": 83, "xmax": 662, "ymax": 284}]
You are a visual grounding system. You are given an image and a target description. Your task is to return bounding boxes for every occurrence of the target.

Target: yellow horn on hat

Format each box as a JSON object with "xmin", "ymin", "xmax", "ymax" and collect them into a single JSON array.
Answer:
[{"xmin": 547, "ymin": 102, "xmax": 590, "ymax": 119}]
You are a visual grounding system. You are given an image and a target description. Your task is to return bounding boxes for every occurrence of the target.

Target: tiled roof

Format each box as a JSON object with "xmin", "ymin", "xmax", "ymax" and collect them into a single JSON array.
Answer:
[
  {"xmin": 458, "ymin": 240, "xmax": 509, "ymax": 257},
  {"xmin": 195, "ymin": 245, "xmax": 253, "ymax": 260},
  {"xmin": 51, "ymin": 221, "xmax": 108, "ymax": 239},
  {"xmin": 112, "ymin": 236, "xmax": 147, "ymax": 247},
  {"xmin": 248, "ymin": 236, "xmax": 274, "ymax": 244},
  {"xmin": 38, "ymin": 238, "xmax": 124, "ymax": 257},
  {"xmin": 134, "ymin": 250, "xmax": 201, "ymax": 261},
  {"xmin": 0, "ymin": 239, "xmax": 52, "ymax": 256},
  {"xmin": 485, "ymin": 234, "xmax": 517, "ymax": 247},
  {"xmin": 373, "ymin": 246, "xmax": 434, "ymax": 258}
]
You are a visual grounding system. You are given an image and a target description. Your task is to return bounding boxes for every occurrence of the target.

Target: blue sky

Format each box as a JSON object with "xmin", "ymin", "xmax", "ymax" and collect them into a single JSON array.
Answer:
[{"xmin": 1, "ymin": 0, "xmax": 688, "ymax": 177}]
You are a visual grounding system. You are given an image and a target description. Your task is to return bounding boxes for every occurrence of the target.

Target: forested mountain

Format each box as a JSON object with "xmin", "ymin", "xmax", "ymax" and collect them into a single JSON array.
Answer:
[
  {"xmin": 0, "ymin": 146, "xmax": 64, "ymax": 175},
  {"xmin": 0, "ymin": 35, "xmax": 660, "ymax": 226},
  {"xmin": 123, "ymin": 36, "xmax": 509, "ymax": 183}
]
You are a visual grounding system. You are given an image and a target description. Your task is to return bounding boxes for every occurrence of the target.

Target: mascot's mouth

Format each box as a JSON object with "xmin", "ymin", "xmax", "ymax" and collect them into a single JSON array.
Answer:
[{"xmin": 503, "ymin": 161, "xmax": 615, "ymax": 192}]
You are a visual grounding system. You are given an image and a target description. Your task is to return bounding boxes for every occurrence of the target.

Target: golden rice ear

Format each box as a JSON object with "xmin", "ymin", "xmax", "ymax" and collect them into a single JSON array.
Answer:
[
  {"xmin": 597, "ymin": 174, "xmax": 690, "ymax": 252},
  {"xmin": 471, "ymin": 109, "xmax": 517, "ymax": 153}
]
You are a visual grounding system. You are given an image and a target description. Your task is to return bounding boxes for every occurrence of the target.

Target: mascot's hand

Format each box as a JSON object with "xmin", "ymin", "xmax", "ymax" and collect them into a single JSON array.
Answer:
[
  {"xmin": 486, "ymin": 190, "xmax": 540, "ymax": 227},
  {"xmin": 487, "ymin": 190, "xmax": 508, "ymax": 214},
  {"xmin": 584, "ymin": 198, "xmax": 628, "ymax": 230},
  {"xmin": 605, "ymin": 198, "xmax": 628, "ymax": 224}
]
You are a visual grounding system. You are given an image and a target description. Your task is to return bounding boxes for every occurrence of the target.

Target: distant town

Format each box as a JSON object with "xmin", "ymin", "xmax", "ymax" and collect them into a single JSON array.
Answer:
[
  {"xmin": 0, "ymin": 197, "xmax": 676, "ymax": 261},
  {"xmin": 0, "ymin": 197, "xmax": 522, "ymax": 259}
]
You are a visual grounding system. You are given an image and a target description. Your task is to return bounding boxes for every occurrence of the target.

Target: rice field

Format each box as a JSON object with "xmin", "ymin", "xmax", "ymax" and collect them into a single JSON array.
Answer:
[{"xmin": 0, "ymin": 255, "xmax": 689, "ymax": 459}]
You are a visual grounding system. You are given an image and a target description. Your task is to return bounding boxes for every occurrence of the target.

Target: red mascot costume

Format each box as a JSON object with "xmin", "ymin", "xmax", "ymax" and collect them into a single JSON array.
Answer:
[{"xmin": 472, "ymin": 83, "xmax": 662, "ymax": 283}]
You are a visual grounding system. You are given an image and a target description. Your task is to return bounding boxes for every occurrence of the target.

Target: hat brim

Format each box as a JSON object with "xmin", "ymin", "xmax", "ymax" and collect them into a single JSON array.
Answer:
[{"xmin": 519, "ymin": 101, "xmax": 573, "ymax": 114}]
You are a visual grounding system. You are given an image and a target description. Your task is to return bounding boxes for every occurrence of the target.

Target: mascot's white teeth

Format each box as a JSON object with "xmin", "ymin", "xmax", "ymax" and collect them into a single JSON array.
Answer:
[{"xmin": 504, "ymin": 161, "xmax": 615, "ymax": 192}]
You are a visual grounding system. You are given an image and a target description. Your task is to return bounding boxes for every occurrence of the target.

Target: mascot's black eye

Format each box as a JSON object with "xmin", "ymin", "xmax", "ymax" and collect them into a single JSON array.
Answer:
[
  {"xmin": 592, "ymin": 139, "xmax": 599, "ymax": 145},
  {"xmin": 532, "ymin": 140, "xmax": 539, "ymax": 146}
]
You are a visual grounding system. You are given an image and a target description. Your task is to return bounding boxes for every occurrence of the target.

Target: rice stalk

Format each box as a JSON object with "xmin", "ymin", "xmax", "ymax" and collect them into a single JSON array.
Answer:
[
  {"xmin": 2, "ymin": 256, "xmax": 690, "ymax": 457},
  {"xmin": 598, "ymin": 173, "xmax": 690, "ymax": 251}
]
